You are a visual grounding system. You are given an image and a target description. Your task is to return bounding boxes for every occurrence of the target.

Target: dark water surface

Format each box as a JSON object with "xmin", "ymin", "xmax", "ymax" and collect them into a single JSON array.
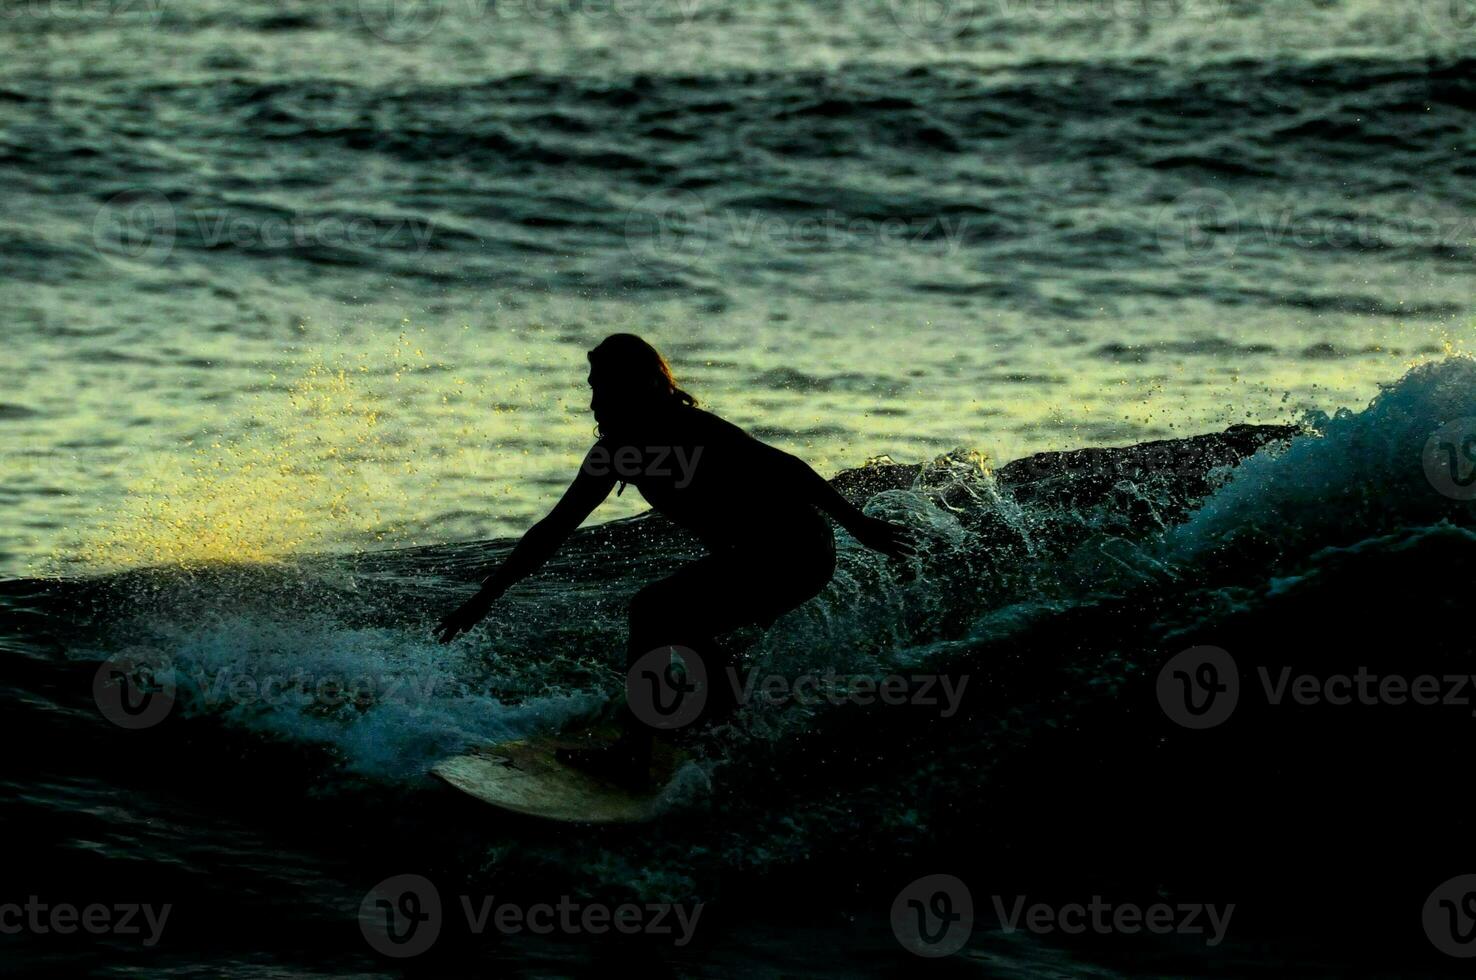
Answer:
[
  {"xmin": 4, "ymin": 0, "xmax": 1476, "ymax": 973},
  {"xmin": 4, "ymin": 0, "xmax": 1474, "ymax": 573}
]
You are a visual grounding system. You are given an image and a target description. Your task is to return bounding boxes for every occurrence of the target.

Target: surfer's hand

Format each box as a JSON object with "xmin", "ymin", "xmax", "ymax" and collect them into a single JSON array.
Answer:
[
  {"xmin": 435, "ymin": 592, "xmax": 493, "ymax": 644},
  {"xmin": 852, "ymin": 516, "xmax": 918, "ymax": 560}
]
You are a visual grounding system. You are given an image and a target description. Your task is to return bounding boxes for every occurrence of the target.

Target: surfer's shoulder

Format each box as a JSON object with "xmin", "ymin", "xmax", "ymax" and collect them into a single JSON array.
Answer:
[{"xmin": 683, "ymin": 405, "xmax": 755, "ymax": 444}]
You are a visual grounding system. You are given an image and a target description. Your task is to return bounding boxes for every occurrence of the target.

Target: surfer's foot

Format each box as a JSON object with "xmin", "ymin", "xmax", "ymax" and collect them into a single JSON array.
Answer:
[{"xmin": 555, "ymin": 734, "xmax": 654, "ymax": 791}]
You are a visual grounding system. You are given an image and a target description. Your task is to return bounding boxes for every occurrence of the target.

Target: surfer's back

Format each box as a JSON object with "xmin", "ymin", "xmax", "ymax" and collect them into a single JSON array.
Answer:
[{"xmin": 604, "ymin": 405, "xmax": 827, "ymax": 548}]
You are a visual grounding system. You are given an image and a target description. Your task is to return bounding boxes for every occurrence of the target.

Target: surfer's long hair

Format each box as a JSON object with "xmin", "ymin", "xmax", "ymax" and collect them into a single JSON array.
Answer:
[{"xmin": 587, "ymin": 334, "xmax": 697, "ymax": 437}]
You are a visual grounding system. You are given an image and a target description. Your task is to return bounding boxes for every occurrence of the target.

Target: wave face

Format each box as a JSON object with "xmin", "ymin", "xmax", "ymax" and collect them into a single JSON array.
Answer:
[
  {"xmin": 6, "ymin": 358, "xmax": 1476, "ymax": 971},
  {"xmin": 6, "ymin": 2, "xmax": 1476, "ymax": 967}
]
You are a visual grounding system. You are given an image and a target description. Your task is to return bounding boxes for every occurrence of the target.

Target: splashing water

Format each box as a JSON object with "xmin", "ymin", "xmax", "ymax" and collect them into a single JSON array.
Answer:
[{"xmin": 69, "ymin": 334, "xmax": 446, "ymax": 571}]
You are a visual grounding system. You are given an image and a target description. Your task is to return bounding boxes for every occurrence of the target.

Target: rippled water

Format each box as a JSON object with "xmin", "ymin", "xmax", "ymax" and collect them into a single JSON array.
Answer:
[
  {"xmin": 3, "ymin": 0, "xmax": 1474, "ymax": 574},
  {"xmin": 6, "ymin": 3, "xmax": 1476, "ymax": 974}
]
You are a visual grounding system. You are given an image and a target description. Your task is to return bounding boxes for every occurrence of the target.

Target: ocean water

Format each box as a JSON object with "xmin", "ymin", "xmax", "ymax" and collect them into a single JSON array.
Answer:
[
  {"xmin": 4, "ymin": 0, "xmax": 1474, "ymax": 574},
  {"xmin": 4, "ymin": 0, "xmax": 1476, "ymax": 975}
]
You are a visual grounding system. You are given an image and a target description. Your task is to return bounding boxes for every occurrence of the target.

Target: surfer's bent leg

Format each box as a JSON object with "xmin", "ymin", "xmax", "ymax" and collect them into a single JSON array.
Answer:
[
  {"xmin": 565, "ymin": 518, "xmax": 834, "ymax": 787},
  {"xmin": 623, "ymin": 517, "xmax": 837, "ymax": 731}
]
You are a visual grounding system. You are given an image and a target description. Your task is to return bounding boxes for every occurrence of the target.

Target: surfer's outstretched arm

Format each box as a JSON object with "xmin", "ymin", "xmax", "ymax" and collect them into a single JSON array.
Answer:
[
  {"xmin": 435, "ymin": 449, "xmax": 616, "ymax": 643},
  {"xmin": 758, "ymin": 443, "xmax": 918, "ymax": 559}
]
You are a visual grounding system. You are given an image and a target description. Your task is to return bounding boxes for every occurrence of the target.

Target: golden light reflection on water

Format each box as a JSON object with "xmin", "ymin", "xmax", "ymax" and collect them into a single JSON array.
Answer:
[
  {"xmin": 72, "ymin": 333, "xmax": 448, "ymax": 571},
  {"xmin": 35, "ymin": 314, "xmax": 1476, "ymax": 576}
]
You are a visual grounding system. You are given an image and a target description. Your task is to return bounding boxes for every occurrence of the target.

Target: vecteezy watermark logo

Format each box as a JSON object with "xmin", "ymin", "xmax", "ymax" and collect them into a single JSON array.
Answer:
[
  {"xmin": 583, "ymin": 444, "xmax": 703, "ymax": 489},
  {"xmin": 92, "ymin": 193, "xmax": 436, "ymax": 267},
  {"xmin": 187, "ymin": 665, "xmax": 447, "ymax": 712},
  {"xmin": 359, "ymin": 875, "xmax": 703, "ymax": 956},
  {"xmin": 355, "ymin": 0, "xmax": 708, "ymax": 41},
  {"xmin": 626, "ymin": 645, "xmax": 708, "ymax": 729},
  {"xmin": 0, "ymin": 0, "xmax": 167, "ymax": 27},
  {"xmin": 1422, "ymin": 418, "xmax": 1476, "ymax": 501},
  {"xmin": 93, "ymin": 189, "xmax": 176, "ymax": 267},
  {"xmin": 360, "ymin": 874, "xmax": 442, "ymax": 958},
  {"xmin": 732, "ymin": 670, "xmax": 968, "ymax": 717},
  {"xmin": 992, "ymin": 895, "xmax": 1234, "ymax": 946},
  {"xmin": 893, "ymin": 0, "xmax": 1229, "ymax": 38},
  {"xmin": 1424, "ymin": 874, "xmax": 1476, "ymax": 957},
  {"xmin": 885, "ymin": 0, "xmax": 977, "ymax": 42},
  {"xmin": 624, "ymin": 190, "xmax": 710, "ymax": 267},
  {"xmin": 0, "ymin": 898, "xmax": 171, "ymax": 947},
  {"xmin": 1155, "ymin": 196, "xmax": 1476, "ymax": 266},
  {"xmin": 1155, "ymin": 187, "xmax": 1238, "ymax": 267},
  {"xmin": 1161, "ymin": 648, "xmax": 1476, "ymax": 725},
  {"xmin": 1157, "ymin": 645, "xmax": 1238, "ymax": 729},
  {"xmin": 623, "ymin": 192, "xmax": 970, "ymax": 268},
  {"xmin": 1259, "ymin": 667, "xmax": 1476, "ymax": 714},
  {"xmin": 356, "ymin": 0, "xmax": 443, "ymax": 41},
  {"xmin": 1416, "ymin": 0, "xmax": 1476, "ymax": 37},
  {"xmin": 459, "ymin": 894, "xmax": 702, "ymax": 945},
  {"xmin": 93, "ymin": 646, "xmax": 176, "ymax": 730},
  {"xmin": 626, "ymin": 663, "xmax": 969, "ymax": 732},
  {"xmin": 891, "ymin": 874, "xmax": 973, "ymax": 957}
]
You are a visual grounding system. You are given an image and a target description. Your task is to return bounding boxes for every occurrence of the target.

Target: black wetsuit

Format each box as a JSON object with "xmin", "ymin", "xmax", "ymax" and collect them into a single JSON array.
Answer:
[{"xmin": 598, "ymin": 407, "xmax": 837, "ymax": 722}]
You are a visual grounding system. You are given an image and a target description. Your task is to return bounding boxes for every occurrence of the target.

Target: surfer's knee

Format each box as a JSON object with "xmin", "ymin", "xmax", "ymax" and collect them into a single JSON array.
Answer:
[
  {"xmin": 627, "ymin": 582, "xmax": 682, "ymax": 650},
  {"xmin": 627, "ymin": 580, "xmax": 705, "ymax": 658}
]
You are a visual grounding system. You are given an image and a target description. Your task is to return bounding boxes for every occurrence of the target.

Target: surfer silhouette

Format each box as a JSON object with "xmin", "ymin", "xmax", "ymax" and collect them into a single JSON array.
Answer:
[{"xmin": 435, "ymin": 333, "xmax": 916, "ymax": 786}]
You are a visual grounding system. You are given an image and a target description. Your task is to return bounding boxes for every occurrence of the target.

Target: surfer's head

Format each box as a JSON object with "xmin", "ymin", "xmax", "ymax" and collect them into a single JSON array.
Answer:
[{"xmin": 587, "ymin": 334, "xmax": 696, "ymax": 435}]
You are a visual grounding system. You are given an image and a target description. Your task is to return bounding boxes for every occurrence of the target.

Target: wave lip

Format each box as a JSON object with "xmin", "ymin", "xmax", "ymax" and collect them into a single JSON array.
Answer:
[{"xmin": 1171, "ymin": 356, "xmax": 1476, "ymax": 564}]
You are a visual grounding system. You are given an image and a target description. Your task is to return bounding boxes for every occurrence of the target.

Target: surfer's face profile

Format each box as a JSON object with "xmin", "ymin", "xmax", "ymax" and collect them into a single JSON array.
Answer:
[{"xmin": 587, "ymin": 368, "xmax": 653, "ymax": 434}]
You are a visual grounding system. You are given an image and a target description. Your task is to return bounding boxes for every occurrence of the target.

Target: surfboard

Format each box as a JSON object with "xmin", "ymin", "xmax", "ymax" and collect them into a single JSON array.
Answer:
[{"xmin": 430, "ymin": 726, "xmax": 692, "ymax": 824}]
